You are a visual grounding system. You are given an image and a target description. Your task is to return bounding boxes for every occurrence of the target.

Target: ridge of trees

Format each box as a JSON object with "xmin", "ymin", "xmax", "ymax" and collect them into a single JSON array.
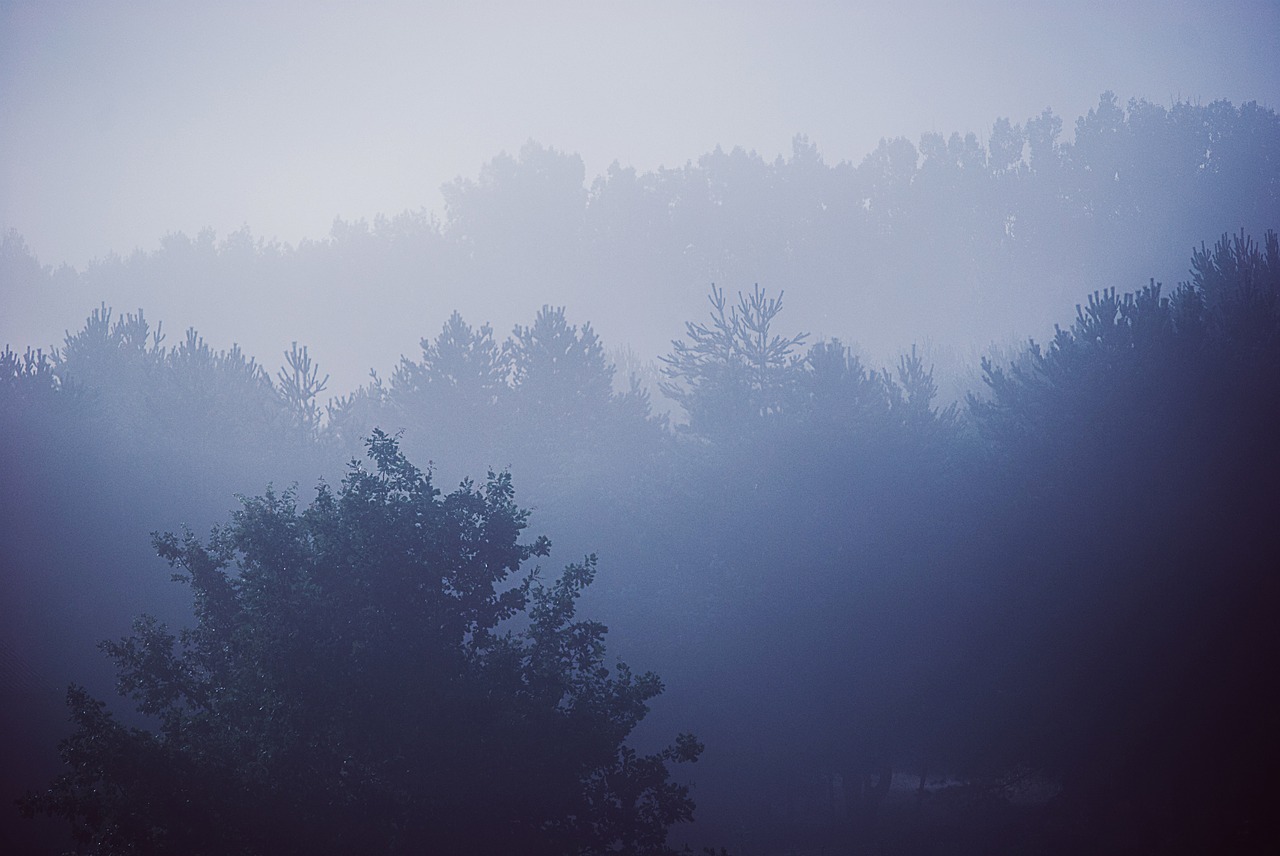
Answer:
[
  {"xmin": 4, "ymin": 229, "xmax": 1279, "ymax": 852},
  {"xmin": 4, "ymin": 92, "xmax": 1277, "ymax": 380}
]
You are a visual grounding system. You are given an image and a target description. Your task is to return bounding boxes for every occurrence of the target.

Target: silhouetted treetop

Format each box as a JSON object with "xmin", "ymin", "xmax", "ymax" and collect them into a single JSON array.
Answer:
[{"xmin": 20, "ymin": 432, "xmax": 700, "ymax": 856}]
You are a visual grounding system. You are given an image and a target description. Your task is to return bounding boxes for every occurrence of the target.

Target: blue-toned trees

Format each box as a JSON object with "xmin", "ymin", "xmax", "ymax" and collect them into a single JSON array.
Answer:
[{"xmin": 21, "ymin": 432, "xmax": 700, "ymax": 856}]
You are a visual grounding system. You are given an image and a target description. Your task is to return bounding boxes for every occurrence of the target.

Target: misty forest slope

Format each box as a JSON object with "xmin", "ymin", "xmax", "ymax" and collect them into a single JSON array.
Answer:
[
  {"xmin": 5, "ymin": 93, "xmax": 1278, "ymax": 390},
  {"xmin": 3, "ymin": 95, "xmax": 1280, "ymax": 855}
]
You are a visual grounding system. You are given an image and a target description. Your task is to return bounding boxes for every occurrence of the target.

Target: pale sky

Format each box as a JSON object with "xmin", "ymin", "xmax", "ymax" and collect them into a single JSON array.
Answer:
[{"xmin": 4, "ymin": 0, "xmax": 1278, "ymax": 269}]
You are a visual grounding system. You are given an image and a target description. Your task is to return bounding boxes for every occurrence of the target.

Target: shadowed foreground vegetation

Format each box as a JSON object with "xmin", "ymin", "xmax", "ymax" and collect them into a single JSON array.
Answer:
[{"xmin": 4, "ymin": 229, "xmax": 1277, "ymax": 854}]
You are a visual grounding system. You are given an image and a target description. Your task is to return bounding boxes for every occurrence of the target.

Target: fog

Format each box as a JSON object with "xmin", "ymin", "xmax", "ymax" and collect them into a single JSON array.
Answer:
[
  {"xmin": 5, "ymin": 1, "xmax": 1280, "ymax": 390},
  {"xmin": 3, "ymin": 2, "xmax": 1280, "ymax": 855}
]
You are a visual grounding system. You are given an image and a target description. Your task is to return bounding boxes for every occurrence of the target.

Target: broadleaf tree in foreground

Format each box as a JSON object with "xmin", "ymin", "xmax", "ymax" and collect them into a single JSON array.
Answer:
[{"xmin": 20, "ymin": 430, "xmax": 700, "ymax": 856}]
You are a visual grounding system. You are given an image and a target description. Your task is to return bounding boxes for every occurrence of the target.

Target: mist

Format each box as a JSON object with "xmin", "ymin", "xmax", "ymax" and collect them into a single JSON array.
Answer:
[
  {"xmin": 5, "ymin": 0, "xmax": 1280, "ymax": 389},
  {"xmin": 3, "ymin": 2, "xmax": 1280, "ymax": 854}
]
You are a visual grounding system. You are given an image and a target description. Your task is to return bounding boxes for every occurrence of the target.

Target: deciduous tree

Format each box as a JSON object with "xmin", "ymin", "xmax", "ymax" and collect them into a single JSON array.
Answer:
[{"xmin": 21, "ymin": 431, "xmax": 700, "ymax": 855}]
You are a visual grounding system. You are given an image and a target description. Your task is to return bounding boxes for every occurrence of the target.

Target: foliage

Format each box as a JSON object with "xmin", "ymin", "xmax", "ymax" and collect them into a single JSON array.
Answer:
[
  {"xmin": 392, "ymin": 311, "xmax": 507, "ymax": 412},
  {"xmin": 8, "ymin": 95, "xmax": 1275, "ymax": 379},
  {"xmin": 276, "ymin": 341, "xmax": 329, "ymax": 439},
  {"xmin": 9, "ymin": 196, "xmax": 1280, "ymax": 853},
  {"xmin": 659, "ymin": 284, "xmax": 808, "ymax": 434},
  {"xmin": 972, "ymin": 229, "xmax": 1279, "ymax": 458},
  {"xmin": 20, "ymin": 432, "xmax": 700, "ymax": 855},
  {"xmin": 661, "ymin": 284, "xmax": 958, "ymax": 448},
  {"xmin": 1, "ymin": 344, "xmax": 65, "ymax": 409},
  {"xmin": 509, "ymin": 306, "xmax": 615, "ymax": 421},
  {"xmin": 959, "ymin": 230, "xmax": 1280, "ymax": 851}
]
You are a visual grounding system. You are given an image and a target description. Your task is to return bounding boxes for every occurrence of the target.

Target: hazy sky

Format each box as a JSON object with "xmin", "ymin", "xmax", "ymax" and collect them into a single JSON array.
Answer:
[{"xmin": 3, "ymin": 0, "xmax": 1278, "ymax": 270}]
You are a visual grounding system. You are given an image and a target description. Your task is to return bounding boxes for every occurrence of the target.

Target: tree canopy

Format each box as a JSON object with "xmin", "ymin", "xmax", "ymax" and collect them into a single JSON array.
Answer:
[{"xmin": 19, "ymin": 431, "xmax": 700, "ymax": 856}]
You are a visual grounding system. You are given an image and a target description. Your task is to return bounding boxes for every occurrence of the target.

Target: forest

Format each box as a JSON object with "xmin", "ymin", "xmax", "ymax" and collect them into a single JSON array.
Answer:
[{"xmin": 2, "ymin": 94, "xmax": 1279, "ymax": 855}]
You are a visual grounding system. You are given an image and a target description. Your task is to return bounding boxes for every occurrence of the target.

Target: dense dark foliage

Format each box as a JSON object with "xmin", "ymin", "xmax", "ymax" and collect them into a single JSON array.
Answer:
[
  {"xmin": 18, "ymin": 432, "xmax": 700, "ymax": 855},
  {"xmin": 961, "ymin": 231, "xmax": 1280, "ymax": 852}
]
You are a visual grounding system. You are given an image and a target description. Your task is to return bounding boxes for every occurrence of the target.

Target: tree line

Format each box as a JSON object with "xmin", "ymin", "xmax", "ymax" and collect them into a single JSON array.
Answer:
[
  {"xmin": 3, "ymin": 228, "xmax": 1278, "ymax": 853},
  {"xmin": 5, "ymin": 93, "xmax": 1277, "ymax": 386}
]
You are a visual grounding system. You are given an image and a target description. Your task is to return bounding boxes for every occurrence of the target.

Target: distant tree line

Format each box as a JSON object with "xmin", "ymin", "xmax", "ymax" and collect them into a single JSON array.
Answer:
[{"xmin": 4, "ymin": 93, "xmax": 1277, "ymax": 373}]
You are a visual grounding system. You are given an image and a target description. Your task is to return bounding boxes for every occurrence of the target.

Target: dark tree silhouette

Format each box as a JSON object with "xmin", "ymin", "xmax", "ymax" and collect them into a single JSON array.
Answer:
[
  {"xmin": 962, "ymin": 231, "xmax": 1280, "ymax": 853},
  {"xmin": 20, "ymin": 432, "xmax": 700, "ymax": 856}
]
